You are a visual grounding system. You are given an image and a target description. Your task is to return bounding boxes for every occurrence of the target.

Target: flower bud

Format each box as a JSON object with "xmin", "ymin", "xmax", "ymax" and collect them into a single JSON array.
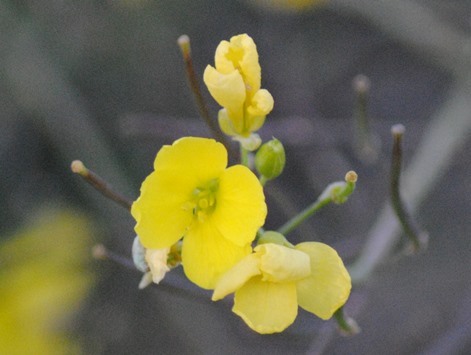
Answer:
[
  {"xmin": 255, "ymin": 138, "xmax": 285, "ymax": 181},
  {"xmin": 257, "ymin": 231, "xmax": 293, "ymax": 248}
]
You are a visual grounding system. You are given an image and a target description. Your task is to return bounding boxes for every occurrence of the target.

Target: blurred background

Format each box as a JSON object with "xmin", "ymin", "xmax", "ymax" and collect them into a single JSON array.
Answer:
[{"xmin": 1, "ymin": 0, "xmax": 470, "ymax": 354}]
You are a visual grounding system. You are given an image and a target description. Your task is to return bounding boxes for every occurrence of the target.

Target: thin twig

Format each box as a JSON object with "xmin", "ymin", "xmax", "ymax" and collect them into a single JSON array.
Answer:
[
  {"xmin": 71, "ymin": 160, "xmax": 133, "ymax": 211},
  {"xmin": 177, "ymin": 35, "xmax": 233, "ymax": 154},
  {"xmin": 390, "ymin": 125, "xmax": 428, "ymax": 253}
]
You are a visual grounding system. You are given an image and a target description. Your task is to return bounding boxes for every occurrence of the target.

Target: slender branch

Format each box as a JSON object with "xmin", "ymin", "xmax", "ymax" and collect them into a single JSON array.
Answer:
[
  {"xmin": 177, "ymin": 35, "xmax": 232, "ymax": 153},
  {"xmin": 390, "ymin": 125, "xmax": 428, "ymax": 253},
  {"xmin": 277, "ymin": 171, "xmax": 357, "ymax": 236},
  {"xmin": 352, "ymin": 74, "xmax": 378, "ymax": 163},
  {"xmin": 349, "ymin": 79, "xmax": 471, "ymax": 284},
  {"xmin": 71, "ymin": 160, "xmax": 133, "ymax": 211},
  {"xmin": 92, "ymin": 244, "xmax": 136, "ymax": 270}
]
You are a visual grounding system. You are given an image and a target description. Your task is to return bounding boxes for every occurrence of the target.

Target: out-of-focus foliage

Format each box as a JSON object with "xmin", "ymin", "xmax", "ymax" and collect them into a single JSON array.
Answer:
[
  {"xmin": 0, "ymin": 209, "xmax": 95, "ymax": 355},
  {"xmin": 250, "ymin": 0, "xmax": 326, "ymax": 12}
]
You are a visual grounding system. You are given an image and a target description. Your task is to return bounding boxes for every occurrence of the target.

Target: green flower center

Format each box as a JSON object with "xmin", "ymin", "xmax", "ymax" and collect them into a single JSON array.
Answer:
[{"xmin": 190, "ymin": 179, "xmax": 219, "ymax": 222}]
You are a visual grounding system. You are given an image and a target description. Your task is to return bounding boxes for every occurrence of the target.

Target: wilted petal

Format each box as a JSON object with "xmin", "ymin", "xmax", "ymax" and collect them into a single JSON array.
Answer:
[{"xmin": 145, "ymin": 248, "xmax": 170, "ymax": 284}]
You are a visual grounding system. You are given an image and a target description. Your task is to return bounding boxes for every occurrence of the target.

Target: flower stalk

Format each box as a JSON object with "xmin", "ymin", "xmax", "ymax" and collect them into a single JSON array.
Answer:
[
  {"xmin": 277, "ymin": 171, "xmax": 357, "ymax": 236},
  {"xmin": 390, "ymin": 124, "xmax": 428, "ymax": 253},
  {"xmin": 71, "ymin": 160, "xmax": 132, "ymax": 210},
  {"xmin": 177, "ymin": 35, "xmax": 232, "ymax": 153},
  {"xmin": 352, "ymin": 74, "xmax": 379, "ymax": 163}
]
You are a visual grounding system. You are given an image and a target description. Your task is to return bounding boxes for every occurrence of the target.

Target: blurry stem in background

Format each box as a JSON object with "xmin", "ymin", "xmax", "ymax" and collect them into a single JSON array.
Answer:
[
  {"xmin": 333, "ymin": 0, "xmax": 471, "ymax": 285},
  {"xmin": 348, "ymin": 78, "xmax": 471, "ymax": 284},
  {"xmin": 177, "ymin": 35, "xmax": 233, "ymax": 155},
  {"xmin": 277, "ymin": 171, "xmax": 357, "ymax": 236},
  {"xmin": 92, "ymin": 244, "xmax": 136, "ymax": 269},
  {"xmin": 390, "ymin": 125, "xmax": 428, "ymax": 253},
  {"xmin": 71, "ymin": 160, "xmax": 132, "ymax": 211},
  {"xmin": 352, "ymin": 74, "xmax": 378, "ymax": 163},
  {"xmin": 333, "ymin": 307, "xmax": 360, "ymax": 336}
]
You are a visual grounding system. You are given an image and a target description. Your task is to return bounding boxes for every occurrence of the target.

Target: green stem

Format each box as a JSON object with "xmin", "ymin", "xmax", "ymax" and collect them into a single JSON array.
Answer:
[
  {"xmin": 240, "ymin": 145, "xmax": 249, "ymax": 167},
  {"xmin": 278, "ymin": 172, "xmax": 357, "ymax": 236},
  {"xmin": 277, "ymin": 195, "xmax": 331, "ymax": 236},
  {"xmin": 334, "ymin": 307, "xmax": 360, "ymax": 336}
]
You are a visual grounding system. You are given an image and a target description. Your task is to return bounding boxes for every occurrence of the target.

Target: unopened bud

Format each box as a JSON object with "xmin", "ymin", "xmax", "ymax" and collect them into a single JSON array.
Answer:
[
  {"xmin": 255, "ymin": 138, "xmax": 285, "ymax": 181},
  {"xmin": 257, "ymin": 231, "xmax": 293, "ymax": 248}
]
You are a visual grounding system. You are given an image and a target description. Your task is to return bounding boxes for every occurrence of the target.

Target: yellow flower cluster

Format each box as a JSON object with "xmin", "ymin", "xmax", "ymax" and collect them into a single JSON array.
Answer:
[
  {"xmin": 0, "ymin": 210, "xmax": 94, "ymax": 354},
  {"xmin": 213, "ymin": 239, "xmax": 351, "ymax": 333},
  {"xmin": 204, "ymin": 34, "xmax": 274, "ymax": 149},
  {"xmin": 130, "ymin": 34, "xmax": 352, "ymax": 334}
]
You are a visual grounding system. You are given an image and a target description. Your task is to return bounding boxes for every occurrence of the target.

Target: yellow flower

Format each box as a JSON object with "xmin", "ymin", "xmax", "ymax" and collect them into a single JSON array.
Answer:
[
  {"xmin": 131, "ymin": 137, "xmax": 267, "ymax": 289},
  {"xmin": 204, "ymin": 34, "xmax": 274, "ymax": 144},
  {"xmin": 212, "ymin": 242, "xmax": 351, "ymax": 334},
  {"xmin": 0, "ymin": 209, "xmax": 94, "ymax": 354}
]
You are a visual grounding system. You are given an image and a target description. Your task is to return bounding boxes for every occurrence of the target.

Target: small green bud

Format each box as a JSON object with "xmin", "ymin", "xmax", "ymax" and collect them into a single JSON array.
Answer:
[
  {"xmin": 255, "ymin": 138, "xmax": 286, "ymax": 181},
  {"xmin": 257, "ymin": 231, "xmax": 294, "ymax": 248},
  {"xmin": 319, "ymin": 171, "xmax": 358, "ymax": 204}
]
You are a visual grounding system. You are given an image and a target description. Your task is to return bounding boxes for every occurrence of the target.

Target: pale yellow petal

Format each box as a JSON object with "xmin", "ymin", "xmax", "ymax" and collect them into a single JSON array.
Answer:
[
  {"xmin": 182, "ymin": 221, "xmax": 252, "ymax": 289},
  {"xmin": 211, "ymin": 165, "xmax": 266, "ymax": 246},
  {"xmin": 212, "ymin": 253, "xmax": 261, "ymax": 300},
  {"xmin": 247, "ymin": 89, "xmax": 274, "ymax": 116},
  {"xmin": 255, "ymin": 244, "xmax": 311, "ymax": 283},
  {"xmin": 214, "ymin": 40, "xmax": 234, "ymax": 74},
  {"xmin": 132, "ymin": 137, "xmax": 227, "ymax": 249},
  {"xmin": 203, "ymin": 65, "xmax": 245, "ymax": 126},
  {"xmin": 233, "ymin": 276, "xmax": 298, "ymax": 334},
  {"xmin": 217, "ymin": 109, "xmax": 237, "ymax": 136},
  {"xmin": 145, "ymin": 248, "xmax": 170, "ymax": 284},
  {"xmin": 230, "ymin": 34, "xmax": 261, "ymax": 96},
  {"xmin": 295, "ymin": 242, "xmax": 351, "ymax": 320},
  {"xmin": 214, "ymin": 34, "xmax": 261, "ymax": 98}
]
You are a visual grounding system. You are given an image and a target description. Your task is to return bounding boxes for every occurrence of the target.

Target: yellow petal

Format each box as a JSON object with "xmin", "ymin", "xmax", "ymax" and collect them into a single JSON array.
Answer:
[
  {"xmin": 132, "ymin": 172, "xmax": 192, "ymax": 249},
  {"xmin": 154, "ymin": 137, "xmax": 227, "ymax": 185},
  {"xmin": 295, "ymin": 242, "xmax": 351, "ymax": 320},
  {"xmin": 211, "ymin": 165, "xmax": 266, "ymax": 247},
  {"xmin": 132, "ymin": 137, "xmax": 227, "ymax": 249},
  {"xmin": 246, "ymin": 89, "xmax": 274, "ymax": 133},
  {"xmin": 255, "ymin": 243, "xmax": 311, "ymax": 283},
  {"xmin": 203, "ymin": 65, "xmax": 245, "ymax": 129},
  {"xmin": 213, "ymin": 40, "xmax": 234, "ymax": 74},
  {"xmin": 216, "ymin": 34, "xmax": 261, "ymax": 98},
  {"xmin": 233, "ymin": 276, "xmax": 298, "ymax": 334},
  {"xmin": 217, "ymin": 109, "xmax": 237, "ymax": 136},
  {"xmin": 181, "ymin": 221, "xmax": 252, "ymax": 289},
  {"xmin": 212, "ymin": 253, "xmax": 261, "ymax": 301}
]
